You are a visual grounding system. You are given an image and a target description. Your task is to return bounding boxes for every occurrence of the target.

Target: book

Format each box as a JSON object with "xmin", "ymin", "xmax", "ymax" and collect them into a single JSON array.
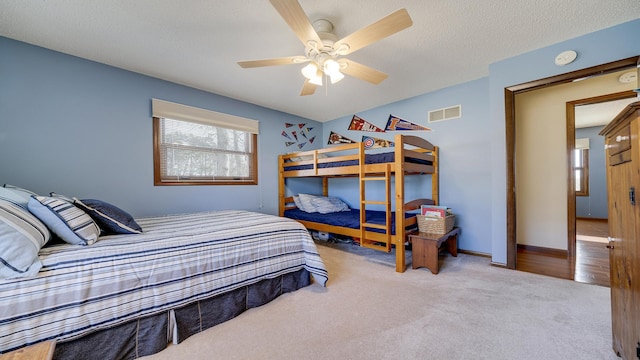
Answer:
[{"xmin": 421, "ymin": 205, "xmax": 451, "ymax": 218}]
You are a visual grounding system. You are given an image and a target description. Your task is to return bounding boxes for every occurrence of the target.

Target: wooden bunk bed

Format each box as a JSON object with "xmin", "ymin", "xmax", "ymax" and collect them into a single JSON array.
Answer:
[{"xmin": 278, "ymin": 134, "xmax": 438, "ymax": 272}]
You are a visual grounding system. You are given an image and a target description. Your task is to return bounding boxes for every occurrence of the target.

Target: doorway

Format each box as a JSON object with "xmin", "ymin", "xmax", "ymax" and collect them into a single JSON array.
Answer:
[{"xmin": 504, "ymin": 56, "xmax": 639, "ymax": 271}]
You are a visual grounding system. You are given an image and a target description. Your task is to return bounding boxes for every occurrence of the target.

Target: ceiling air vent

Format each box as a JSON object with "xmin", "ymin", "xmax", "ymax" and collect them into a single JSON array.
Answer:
[{"xmin": 428, "ymin": 105, "xmax": 462, "ymax": 123}]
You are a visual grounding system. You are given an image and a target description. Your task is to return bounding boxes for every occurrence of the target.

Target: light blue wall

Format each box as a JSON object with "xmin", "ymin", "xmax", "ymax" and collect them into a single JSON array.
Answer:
[
  {"xmin": 0, "ymin": 37, "xmax": 322, "ymax": 217},
  {"xmin": 2, "ymin": 18, "xmax": 639, "ymax": 260},
  {"xmin": 575, "ymin": 126, "xmax": 608, "ymax": 219},
  {"xmin": 488, "ymin": 19, "xmax": 640, "ymax": 264},
  {"xmin": 322, "ymin": 78, "xmax": 492, "ymax": 255},
  {"xmin": 321, "ymin": 19, "xmax": 640, "ymax": 262}
]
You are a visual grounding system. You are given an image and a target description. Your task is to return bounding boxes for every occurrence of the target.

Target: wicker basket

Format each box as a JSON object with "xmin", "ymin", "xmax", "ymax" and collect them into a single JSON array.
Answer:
[{"xmin": 417, "ymin": 214, "xmax": 455, "ymax": 234}]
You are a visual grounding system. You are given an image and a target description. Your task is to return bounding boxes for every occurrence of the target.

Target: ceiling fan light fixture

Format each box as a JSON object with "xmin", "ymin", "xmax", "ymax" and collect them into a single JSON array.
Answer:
[
  {"xmin": 329, "ymin": 71, "xmax": 344, "ymax": 84},
  {"xmin": 309, "ymin": 69, "xmax": 323, "ymax": 86},
  {"xmin": 301, "ymin": 63, "xmax": 318, "ymax": 80}
]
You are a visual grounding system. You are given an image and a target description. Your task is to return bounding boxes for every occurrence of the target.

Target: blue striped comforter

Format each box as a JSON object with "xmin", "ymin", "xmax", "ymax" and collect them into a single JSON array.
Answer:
[{"xmin": 0, "ymin": 210, "xmax": 328, "ymax": 353}]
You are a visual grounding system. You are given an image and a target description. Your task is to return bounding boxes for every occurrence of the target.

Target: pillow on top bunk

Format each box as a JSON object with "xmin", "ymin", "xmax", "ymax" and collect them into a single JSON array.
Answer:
[
  {"xmin": 288, "ymin": 153, "xmax": 328, "ymax": 162},
  {"xmin": 74, "ymin": 198, "xmax": 142, "ymax": 235},
  {"xmin": 28, "ymin": 196, "xmax": 100, "ymax": 246},
  {"xmin": 0, "ymin": 199, "xmax": 50, "ymax": 279}
]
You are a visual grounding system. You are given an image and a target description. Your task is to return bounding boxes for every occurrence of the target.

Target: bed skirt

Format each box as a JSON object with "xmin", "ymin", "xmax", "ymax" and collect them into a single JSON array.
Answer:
[{"xmin": 53, "ymin": 268, "xmax": 312, "ymax": 360}]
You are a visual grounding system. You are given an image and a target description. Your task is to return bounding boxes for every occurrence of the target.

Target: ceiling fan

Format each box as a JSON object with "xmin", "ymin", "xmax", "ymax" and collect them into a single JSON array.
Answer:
[{"xmin": 237, "ymin": 0, "xmax": 413, "ymax": 96}]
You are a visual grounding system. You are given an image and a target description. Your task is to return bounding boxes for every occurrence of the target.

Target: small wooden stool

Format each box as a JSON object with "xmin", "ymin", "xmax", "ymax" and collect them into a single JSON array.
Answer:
[{"xmin": 409, "ymin": 227, "xmax": 460, "ymax": 274}]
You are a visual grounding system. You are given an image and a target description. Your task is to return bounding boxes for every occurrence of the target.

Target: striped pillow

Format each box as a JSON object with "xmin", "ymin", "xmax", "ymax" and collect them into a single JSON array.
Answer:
[
  {"xmin": 0, "ymin": 199, "xmax": 50, "ymax": 279},
  {"xmin": 28, "ymin": 196, "xmax": 100, "ymax": 245}
]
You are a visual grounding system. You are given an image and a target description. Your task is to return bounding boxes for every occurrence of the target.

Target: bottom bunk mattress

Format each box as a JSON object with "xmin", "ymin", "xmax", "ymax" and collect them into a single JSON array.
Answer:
[
  {"xmin": 0, "ymin": 210, "xmax": 328, "ymax": 356},
  {"xmin": 284, "ymin": 208, "xmax": 417, "ymax": 234}
]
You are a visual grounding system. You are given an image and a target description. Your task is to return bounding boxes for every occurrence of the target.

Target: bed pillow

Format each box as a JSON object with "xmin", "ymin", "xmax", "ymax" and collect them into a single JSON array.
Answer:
[
  {"xmin": 28, "ymin": 196, "xmax": 100, "ymax": 245},
  {"xmin": 74, "ymin": 198, "xmax": 142, "ymax": 235},
  {"xmin": 293, "ymin": 195, "xmax": 304, "ymax": 211},
  {"xmin": 0, "ymin": 199, "xmax": 50, "ymax": 279},
  {"xmin": 289, "ymin": 153, "xmax": 328, "ymax": 162},
  {"xmin": 0, "ymin": 184, "xmax": 38, "ymax": 208},
  {"xmin": 312, "ymin": 196, "xmax": 350, "ymax": 214},
  {"xmin": 297, "ymin": 193, "xmax": 321, "ymax": 213}
]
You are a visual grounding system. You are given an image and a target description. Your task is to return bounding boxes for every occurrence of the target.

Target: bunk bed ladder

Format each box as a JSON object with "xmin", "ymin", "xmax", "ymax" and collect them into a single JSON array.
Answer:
[{"xmin": 359, "ymin": 163, "xmax": 392, "ymax": 252}]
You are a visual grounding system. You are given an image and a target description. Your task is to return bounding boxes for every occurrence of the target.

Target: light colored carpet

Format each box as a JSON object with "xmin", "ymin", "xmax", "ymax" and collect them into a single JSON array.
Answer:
[{"xmin": 142, "ymin": 242, "xmax": 616, "ymax": 360}]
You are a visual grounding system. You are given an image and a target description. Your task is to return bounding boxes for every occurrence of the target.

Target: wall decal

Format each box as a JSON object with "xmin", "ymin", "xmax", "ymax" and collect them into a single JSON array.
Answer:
[
  {"xmin": 281, "ymin": 131, "xmax": 292, "ymax": 140},
  {"xmin": 328, "ymin": 131, "xmax": 356, "ymax": 145},
  {"xmin": 282, "ymin": 122, "xmax": 317, "ymax": 150},
  {"xmin": 385, "ymin": 114, "xmax": 432, "ymax": 131},
  {"xmin": 362, "ymin": 135, "xmax": 394, "ymax": 149},
  {"xmin": 348, "ymin": 115, "xmax": 385, "ymax": 132}
]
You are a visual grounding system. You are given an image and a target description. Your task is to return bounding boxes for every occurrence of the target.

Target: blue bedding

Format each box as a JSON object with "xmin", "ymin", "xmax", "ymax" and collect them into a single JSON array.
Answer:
[
  {"xmin": 284, "ymin": 208, "xmax": 417, "ymax": 234},
  {"xmin": 285, "ymin": 152, "xmax": 432, "ymax": 171}
]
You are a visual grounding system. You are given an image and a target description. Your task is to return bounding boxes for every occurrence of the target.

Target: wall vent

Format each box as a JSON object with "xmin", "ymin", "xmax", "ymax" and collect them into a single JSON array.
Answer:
[{"xmin": 428, "ymin": 105, "xmax": 462, "ymax": 123}]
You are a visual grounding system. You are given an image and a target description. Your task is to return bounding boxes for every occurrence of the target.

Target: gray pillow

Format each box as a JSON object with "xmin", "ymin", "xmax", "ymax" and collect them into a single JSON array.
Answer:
[
  {"xmin": 28, "ymin": 196, "xmax": 100, "ymax": 246},
  {"xmin": 312, "ymin": 196, "xmax": 350, "ymax": 214},
  {"xmin": 0, "ymin": 199, "xmax": 50, "ymax": 279}
]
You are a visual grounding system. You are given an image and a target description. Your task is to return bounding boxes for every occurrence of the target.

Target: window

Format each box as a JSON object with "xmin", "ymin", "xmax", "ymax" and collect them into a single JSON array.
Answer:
[
  {"xmin": 152, "ymin": 99, "xmax": 259, "ymax": 186},
  {"xmin": 573, "ymin": 148, "xmax": 589, "ymax": 196}
]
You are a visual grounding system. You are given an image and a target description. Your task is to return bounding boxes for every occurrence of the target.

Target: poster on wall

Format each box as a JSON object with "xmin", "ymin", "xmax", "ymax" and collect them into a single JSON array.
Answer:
[
  {"xmin": 362, "ymin": 135, "xmax": 394, "ymax": 149},
  {"xmin": 282, "ymin": 122, "xmax": 317, "ymax": 149},
  {"xmin": 348, "ymin": 115, "xmax": 385, "ymax": 132},
  {"xmin": 328, "ymin": 131, "xmax": 356, "ymax": 145},
  {"xmin": 385, "ymin": 114, "xmax": 432, "ymax": 131}
]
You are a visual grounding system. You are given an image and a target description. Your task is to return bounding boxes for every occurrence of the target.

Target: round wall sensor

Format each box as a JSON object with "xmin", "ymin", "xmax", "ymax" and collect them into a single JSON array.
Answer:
[
  {"xmin": 618, "ymin": 71, "xmax": 637, "ymax": 84},
  {"xmin": 555, "ymin": 50, "xmax": 577, "ymax": 66}
]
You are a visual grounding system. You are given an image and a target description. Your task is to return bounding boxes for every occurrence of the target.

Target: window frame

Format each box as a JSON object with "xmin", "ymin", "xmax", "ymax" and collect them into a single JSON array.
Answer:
[
  {"xmin": 573, "ymin": 148, "xmax": 589, "ymax": 196},
  {"xmin": 152, "ymin": 116, "xmax": 258, "ymax": 186}
]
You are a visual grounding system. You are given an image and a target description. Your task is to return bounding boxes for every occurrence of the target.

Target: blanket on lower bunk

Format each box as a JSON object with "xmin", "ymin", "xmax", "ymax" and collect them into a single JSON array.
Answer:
[
  {"xmin": 284, "ymin": 208, "xmax": 417, "ymax": 234},
  {"xmin": 0, "ymin": 210, "xmax": 327, "ymax": 354}
]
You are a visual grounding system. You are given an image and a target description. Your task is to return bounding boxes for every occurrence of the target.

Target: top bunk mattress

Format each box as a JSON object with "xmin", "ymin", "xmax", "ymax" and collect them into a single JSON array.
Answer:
[{"xmin": 284, "ymin": 151, "xmax": 432, "ymax": 171}]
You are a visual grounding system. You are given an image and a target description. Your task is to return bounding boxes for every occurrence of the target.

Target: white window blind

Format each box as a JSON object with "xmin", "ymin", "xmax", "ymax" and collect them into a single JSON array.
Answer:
[{"xmin": 152, "ymin": 99, "xmax": 259, "ymax": 134}]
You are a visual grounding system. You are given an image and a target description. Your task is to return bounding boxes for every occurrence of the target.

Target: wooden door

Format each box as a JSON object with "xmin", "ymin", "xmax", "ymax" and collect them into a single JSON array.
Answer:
[{"xmin": 605, "ymin": 116, "xmax": 640, "ymax": 359}]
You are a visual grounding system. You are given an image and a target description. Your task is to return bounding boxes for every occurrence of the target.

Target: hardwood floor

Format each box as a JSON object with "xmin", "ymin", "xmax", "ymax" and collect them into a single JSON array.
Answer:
[{"xmin": 516, "ymin": 218, "xmax": 610, "ymax": 287}]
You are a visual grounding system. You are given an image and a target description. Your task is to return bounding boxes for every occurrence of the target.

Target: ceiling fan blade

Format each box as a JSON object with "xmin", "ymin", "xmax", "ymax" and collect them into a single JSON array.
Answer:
[
  {"xmin": 269, "ymin": 0, "xmax": 323, "ymax": 48},
  {"xmin": 339, "ymin": 59, "xmax": 388, "ymax": 84},
  {"xmin": 300, "ymin": 79, "xmax": 317, "ymax": 96},
  {"xmin": 334, "ymin": 8, "xmax": 413, "ymax": 55},
  {"xmin": 238, "ymin": 56, "xmax": 307, "ymax": 68}
]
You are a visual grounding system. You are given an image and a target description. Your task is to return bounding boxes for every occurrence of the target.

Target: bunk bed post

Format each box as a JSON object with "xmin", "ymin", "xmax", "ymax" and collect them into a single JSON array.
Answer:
[
  {"xmin": 278, "ymin": 154, "xmax": 285, "ymax": 217},
  {"xmin": 322, "ymin": 177, "xmax": 328, "ymax": 197},
  {"xmin": 432, "ymin": 146, "xmax": 439, "ymax": 205},
  {"xmin": 394, "ymin": 134, "xmax": 406, "ymax": 273}
]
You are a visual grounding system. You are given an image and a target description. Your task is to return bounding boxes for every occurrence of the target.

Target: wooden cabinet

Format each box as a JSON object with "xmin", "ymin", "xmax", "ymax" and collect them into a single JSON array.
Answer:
[{"xmin": 600, "ymin": 100, "xmax": 640, "ymax": 360}]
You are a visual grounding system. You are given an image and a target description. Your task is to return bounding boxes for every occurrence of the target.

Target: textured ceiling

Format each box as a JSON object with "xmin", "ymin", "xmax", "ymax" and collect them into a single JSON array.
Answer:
[{"xmin": 1, "ymin": 0, "xmax": 639, "ymax": 122}]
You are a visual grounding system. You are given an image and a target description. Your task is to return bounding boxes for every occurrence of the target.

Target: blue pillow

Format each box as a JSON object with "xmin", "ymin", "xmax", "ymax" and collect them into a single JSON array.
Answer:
[
  {"xmin": 28, "ymin": 196, "xmax": 100, "ymax": 245},
  {"xmin": 0, "ymin": 184, "xmax": 38, "ymax": 209},
  {"xmin": 0, "ymin": 199, "xmax": 50, "ymax": 279},
  {"xmin": 74, "ymin": 198, "xmax": 142, "ymax": 235},
  {"xmin": 312, "ymin": 196, "xmax": 350, "ymax": 214}
]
